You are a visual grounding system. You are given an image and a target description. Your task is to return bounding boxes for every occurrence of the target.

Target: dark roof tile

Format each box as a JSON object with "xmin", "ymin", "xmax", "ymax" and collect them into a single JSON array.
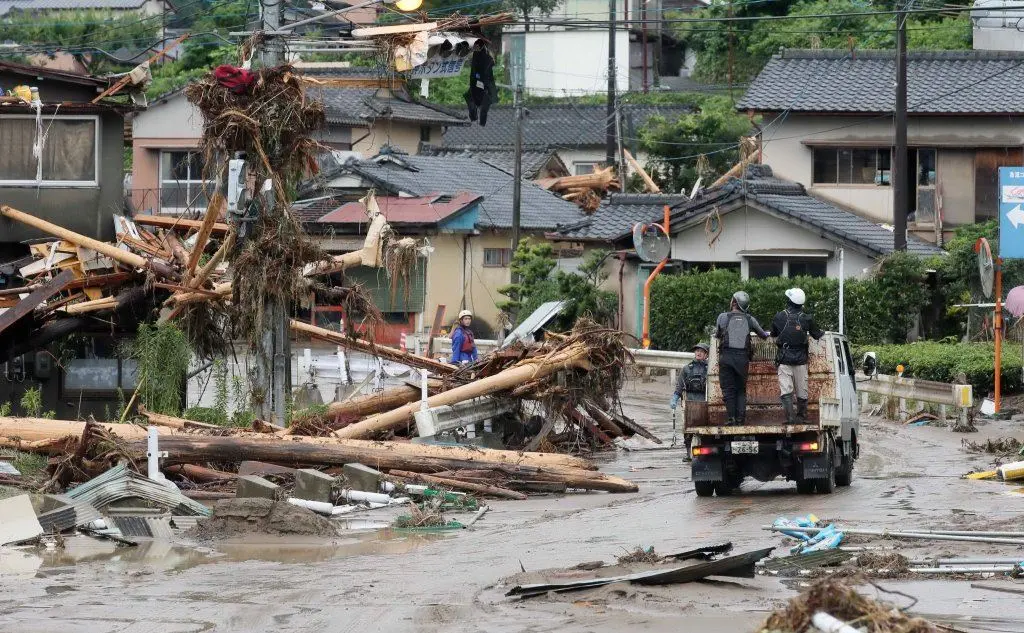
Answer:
[
  {"xmin": 738, "ymin": 49, "xmax": 1024, "ymax": 114},
  {"xmin": 313, "ymin": 87, "xmax": 467, "ymax": 126}
]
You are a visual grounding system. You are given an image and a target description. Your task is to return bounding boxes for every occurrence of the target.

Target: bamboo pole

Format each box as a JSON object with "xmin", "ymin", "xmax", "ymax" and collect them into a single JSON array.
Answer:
[
  {"xmin": 1, "ymin": 205, "xmax": 148, "ymax": 269},
  {"xmin": 388, "ymin": 469, "xmax": 528, "ymax": 500},
  {"xmin": 623, "ymin": 149, "xmax": 661, "ymax": 193},
  {"xmin": 185, "ymin": 192, "xmax": 225, "ymax": 277},
  {"xmin": 334, "ymin": 343, "xmax": 590, "ymax": 439},
  {"xmin": 290, "ymin": 319, "xmax": 456, "ymax": 376}
]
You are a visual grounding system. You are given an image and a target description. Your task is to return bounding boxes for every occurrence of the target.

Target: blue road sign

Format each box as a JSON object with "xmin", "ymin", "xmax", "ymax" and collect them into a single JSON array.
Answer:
[{"xmin": 999, "ymin": 167, "xmax": 1024, "ymax": 259}]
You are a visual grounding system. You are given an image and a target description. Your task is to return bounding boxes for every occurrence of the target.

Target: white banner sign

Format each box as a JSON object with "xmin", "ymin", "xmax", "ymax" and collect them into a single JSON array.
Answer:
[{"xmin": 411, "ymin": 56, "xmax": 467, "ymax": 78}]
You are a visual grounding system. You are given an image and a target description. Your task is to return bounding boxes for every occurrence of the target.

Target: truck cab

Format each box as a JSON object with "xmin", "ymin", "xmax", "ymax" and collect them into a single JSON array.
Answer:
[{"xmin": 683, "ymin": 332, "xmax": 860, "ymax": 496}]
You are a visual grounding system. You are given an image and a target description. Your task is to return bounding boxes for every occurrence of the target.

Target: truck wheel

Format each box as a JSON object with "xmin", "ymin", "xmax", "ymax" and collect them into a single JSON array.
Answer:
[
  {"xmin": 836, "ymin": 456, "xmax": 854, "ymax": 487},
  {"xmin": 694, "ymin": 481, "xmax": 716, "ymax": 497},
  {"xmin": 817, "ymin": 458, "xmax": 837, "ymax": 494},
  {"xmin": 796, "ymin": 479, "xmax": 815, "ymax": 494}
]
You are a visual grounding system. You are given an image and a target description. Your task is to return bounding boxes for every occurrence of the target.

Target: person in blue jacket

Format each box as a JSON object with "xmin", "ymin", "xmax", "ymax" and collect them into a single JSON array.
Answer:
[{"xmin": 450, "ymin": 310, "xmax": 478, "ymax": 364}]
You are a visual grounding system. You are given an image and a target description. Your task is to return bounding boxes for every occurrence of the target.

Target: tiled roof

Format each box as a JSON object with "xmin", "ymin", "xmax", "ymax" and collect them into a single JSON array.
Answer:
[
  {"xmin": 291, "ymin": 196, "xmax": 347, "ymax": 224},
  {"xmin": 0, "ymin": 0, "xmax": 148, "ymax": 14},
  {"xmin": 442, "ymin": 103, "xmax": 695, "ymax": 148},
  {"xmin": 419, "ymin": 144, "xmax": 566, "ymax": 178},
  {"xmin": 594, "ymin": 166, "xmax": 944, "ymax": 257},
  {"xmin": 318, "ymin": 192, "xmax": 481, "ymax": 225},
  {"xmin": 313, "ymin": 87, "xmax": 467, "ymax": 126},
  {"xmin": 737, "ymin": 49, "xmax": 1024, "ymax": 114},
  {"xmin": 555, "ymin": 193, "xmax": 693, "ymax": 241},
  {"xmin": 340, "ymin": 153, "xmax": 584, "ymax": 230},
  {"xmin": 0, "ymin": 59, "xmax": 109, "ymax": 87}
]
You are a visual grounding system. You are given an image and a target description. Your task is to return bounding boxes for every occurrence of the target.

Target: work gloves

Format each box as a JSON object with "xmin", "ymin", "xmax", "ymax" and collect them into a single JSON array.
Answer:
[{"xmin": 670, "ymin": 394, "xmax": 680, "ymax": 409}]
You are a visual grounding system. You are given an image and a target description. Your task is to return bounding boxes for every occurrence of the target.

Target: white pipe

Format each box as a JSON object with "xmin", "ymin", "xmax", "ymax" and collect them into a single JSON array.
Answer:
[
  {"xmin": 766, "ymin": 525, "xmax": 1024, "ymax": 545},
  {"xmin": 146, "ymin": 426, "xmax": 159, "ymax": 481},
  {"xmin": 838, "ymin": 248, "xmax": 845, "ymax": 334},
  {"xmin": 813, "ymin": 612, "xmax": 859, "ymax": 633},
  {"xmin": 909, "ymin": 566, "xmax": 1018, "ymax": 574},
  {"xmin": 340, "ymin": 488, "xmax": 406, "ymax": 505},
  {"xmin": 287, "ymin": 497, "xmax": 337, "ymax": 515},
  {"xmin": 420, "ymin": 369, "xmax": 429, "ymax": 412}
]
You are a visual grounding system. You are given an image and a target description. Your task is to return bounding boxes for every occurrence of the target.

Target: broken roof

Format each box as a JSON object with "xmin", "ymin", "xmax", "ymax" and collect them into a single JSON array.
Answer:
[
  {"xmin": 555, "ymin": 193, "xmax": 694, "ymax": 242},
  {"xmin": 314, "ymin": 86, "xmax": 467, "ymax": 127},
  {"xmin": 442, "ymin": 103, "xmax": 694, "ymax": 148},
  {"xmin": 317, "ymin": 192, "xmax": 481, "ymax": 225},
  {"xmin": 737, "ymin": 49, "xmax": 1024, "ymax": 115},
  {"xmin": 336, "ymin": 152, "xmax": 584, "ymax": 230},
  {"xmin": 0, "ymin": 59, "xmax": 110, "ymax": 87}
]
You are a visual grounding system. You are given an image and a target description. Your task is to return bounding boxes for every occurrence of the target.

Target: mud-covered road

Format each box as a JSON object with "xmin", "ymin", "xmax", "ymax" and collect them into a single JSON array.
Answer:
[{"xmin": 2, "ymin": 377, "xmax": 1023, "ymax": 633}]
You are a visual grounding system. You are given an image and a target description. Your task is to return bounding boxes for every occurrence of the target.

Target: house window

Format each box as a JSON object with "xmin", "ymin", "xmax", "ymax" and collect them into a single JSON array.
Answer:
[
  {"xmin": 748, "ymin": 258, "xmax": 784, "ymax": 279},
  {"xmin": 420, "ymin": 126, "xmax": 432, "ymax": 143},
  {"xmin": 788, "ymin": 259, "xmax": 827, "ymax": 278},
  {"xmin": 61, "ymin": 336, "xmax": 141, "ymax": 398},
  {"xmin": 812, "ymin": 148, "xmax": 890, "ymax": 186},
  {"xmin": 159, "ymin": 150, "xmax": 213, "ymax": 214},
  {"xmin": 0, "ymin": 115, "xmax": 97, "ymax": 185},
  {"xmin": 574, "ymin": 162, "xmax": 598, "ymax": 176},
  {"xmin": 483, "ymin": 247, "xmax": 512, "ymax": 267}
]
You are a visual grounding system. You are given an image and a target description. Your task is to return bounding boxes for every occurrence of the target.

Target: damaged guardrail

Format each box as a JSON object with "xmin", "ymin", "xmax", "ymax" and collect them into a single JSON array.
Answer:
[{"xmin": 856, "ymin": 372, "xmax": 972, "ymax": 425}]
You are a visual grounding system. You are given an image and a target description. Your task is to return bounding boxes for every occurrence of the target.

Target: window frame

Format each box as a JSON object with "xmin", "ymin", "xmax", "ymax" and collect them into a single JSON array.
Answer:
[
  {"xmin": 811, "ymin": 146, "xmax": 891, "ymax": 187},
  {"xmin": 483, "ymin": 247, "xmax": 512, "ymax": 268},
  {"xmin": 158, "ymin": 149, "xmax": 215, "ymax": 214},
  {"xmin": 573, "ymin": 162, "xmax": 598, "ymax": 176},
  {"xmin": 0, "ymin": 114, "xmax": 100, "ymax": 187}
]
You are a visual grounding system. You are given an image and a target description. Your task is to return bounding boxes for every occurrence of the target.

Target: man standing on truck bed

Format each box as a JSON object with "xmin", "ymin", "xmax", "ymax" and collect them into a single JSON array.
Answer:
[
  {"xmin": 715, "ymin": 291, "xmax": 769, "ymax": 425},
  {"xmin": 771, "ymin": 288, "xmax": 824, "ymax": 424}
]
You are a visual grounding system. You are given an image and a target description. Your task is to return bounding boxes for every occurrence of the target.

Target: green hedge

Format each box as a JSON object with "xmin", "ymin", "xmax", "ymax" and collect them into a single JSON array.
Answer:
[
  {"xmin": 858, "ymin": 342, "xmax": 1021, "ymax": 394},
  {"xmin": 649, "ymin": 252, "xmax": 928, "ymax": 350}
]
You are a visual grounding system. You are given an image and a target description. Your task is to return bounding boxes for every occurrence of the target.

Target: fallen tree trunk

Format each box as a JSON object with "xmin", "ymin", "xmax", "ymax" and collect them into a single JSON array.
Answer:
[
  {"xmin": 291, "ymin": 319, "xmax": 456, "ymax": 377},
  {"xmin": 288, "ymin": 383, "xmax": 436, "ymax": 430},
  {"xmin": 164, "ymin": 463, "xmax": 236, "ymax": 482},
  {"xmin": 118, "ymin": 435, "xmax": 637, "ymax": 493},
  {"xmin": 334, "ymin": 343, "xmax": 590, "ymax": 439},
  {"xmin": 388, "ymin": 469, "xmax": 528, "ymax": 500},
  {"xmin": 0, "ymin": 416, "xmax": 594, "ymax": 472}
]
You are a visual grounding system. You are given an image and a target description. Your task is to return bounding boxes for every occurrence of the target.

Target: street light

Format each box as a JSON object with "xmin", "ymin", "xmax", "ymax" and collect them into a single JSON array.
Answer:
[{"xmin": 394, "ymin": 0, "xmax": 423, "ymax": 10}]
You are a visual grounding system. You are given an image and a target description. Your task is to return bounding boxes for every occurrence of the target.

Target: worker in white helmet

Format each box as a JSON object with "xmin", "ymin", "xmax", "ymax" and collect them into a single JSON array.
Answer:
[
  {"xmin": 450, "ymin": 309, "xmax": 478, "ymax": 364},
  {"xmin": 771, "ymin": 288, "xmax": 824, "ymax": 424}
]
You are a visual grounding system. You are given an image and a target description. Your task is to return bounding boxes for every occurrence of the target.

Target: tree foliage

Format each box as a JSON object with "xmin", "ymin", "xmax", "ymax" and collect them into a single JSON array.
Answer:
[
  {"xmin": 675, "ymin": 0, "xmax": 974, "ymax": 85},
  {"xmin": 498, "ymin": 239, "xmax": 617, "ymax": 330}
]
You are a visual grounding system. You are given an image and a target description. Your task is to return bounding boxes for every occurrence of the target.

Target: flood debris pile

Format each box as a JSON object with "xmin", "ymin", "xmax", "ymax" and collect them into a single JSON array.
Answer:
[
  {"xmin": 762, "ymin": 516, "xmax": 1024, "ymax": 579},
  {"xmin": 759, "ymin": 577, "xmax": 943, "ymax": 633}
]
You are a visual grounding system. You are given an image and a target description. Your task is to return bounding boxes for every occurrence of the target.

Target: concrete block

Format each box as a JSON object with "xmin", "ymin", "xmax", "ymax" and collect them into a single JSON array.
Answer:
[
  {"xmin": 343, "ymin": 463, "xmax": 382, "ymax": 493},
  {"xmin": 294, "ymin": 468, "xmax": 334, "ymax": 503},
  {"xmin": 236, "ymin": 475, "xmax": 281, "ymax": 500}
]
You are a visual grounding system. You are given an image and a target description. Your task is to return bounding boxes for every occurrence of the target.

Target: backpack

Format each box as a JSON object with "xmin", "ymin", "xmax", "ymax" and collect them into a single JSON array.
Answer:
[{"xmin": 723, "ymin": 312, "xmax": 753, "ymax": 351}]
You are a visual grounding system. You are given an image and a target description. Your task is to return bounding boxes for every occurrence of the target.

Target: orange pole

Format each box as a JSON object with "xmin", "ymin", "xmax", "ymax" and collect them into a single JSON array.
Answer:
[
  {"xmin": 995, "ymin": 257, "xmax": 1003, "ymax": 412},
  {"xmin": 640, "ymin": 206, "xmax": 672, "ymax": 349}
]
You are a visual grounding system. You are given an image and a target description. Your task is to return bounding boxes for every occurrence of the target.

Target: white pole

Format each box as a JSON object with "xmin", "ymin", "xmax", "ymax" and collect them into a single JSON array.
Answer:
[
  {"xmin": 146, "ymin": 426, "xmax": 160, "ymax": 480},
  {"xmin": 420, "ymin": 369, "xmax": 430, "ymax": 411},
  {"xmin": 838, "ymin": 247, "xmax": 845, "ymax": 334}
]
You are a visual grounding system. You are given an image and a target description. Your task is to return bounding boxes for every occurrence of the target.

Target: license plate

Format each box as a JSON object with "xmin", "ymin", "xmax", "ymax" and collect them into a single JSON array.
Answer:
[{"xmin": 731, "ymin": 441, "xmax": 759, "ymax": 454}]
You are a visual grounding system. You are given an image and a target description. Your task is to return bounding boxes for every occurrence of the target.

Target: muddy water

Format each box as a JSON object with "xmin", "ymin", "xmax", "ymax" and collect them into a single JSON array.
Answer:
[{"xmin": 1, "ymin": 377, "xmax": 1023, "ymax": 633}]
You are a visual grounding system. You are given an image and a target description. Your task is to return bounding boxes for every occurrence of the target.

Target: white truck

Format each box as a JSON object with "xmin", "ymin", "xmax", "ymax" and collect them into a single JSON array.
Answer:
[{"xmin": 683, "ymin": 332, "xmax": 861, "ymax": 496}]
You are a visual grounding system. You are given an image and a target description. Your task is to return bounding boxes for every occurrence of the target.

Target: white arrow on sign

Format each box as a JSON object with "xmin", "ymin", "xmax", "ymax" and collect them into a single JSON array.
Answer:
[{"xmin": 1008, "ymin": 205, "xmax": 1024, "ymax": 229}]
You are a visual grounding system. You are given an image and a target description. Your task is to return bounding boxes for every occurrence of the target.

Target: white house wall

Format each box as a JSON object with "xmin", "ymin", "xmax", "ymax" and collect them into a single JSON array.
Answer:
[
  {"xmin": 133, "ymin": 93, "xmax": 204, "ymax": 139},
  {"xmin": 760, "ymin": 113, "xmax": 1024, "ymax": 224},
  {"xmin": 505, "ymin": 30, "xmax": 630, "ymax": 97},
  {"xmin": 669, "ymin": 206, "xmax": 875, "ymax": 279}
]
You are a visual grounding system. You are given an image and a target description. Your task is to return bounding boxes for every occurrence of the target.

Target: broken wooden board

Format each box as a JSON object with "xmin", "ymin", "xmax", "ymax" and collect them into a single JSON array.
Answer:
[
  {"xmin": 0, "ymin": 269, "xmax": 74, "ymax": 336},
  {"xmin": 352, "ymin": 22, "xmax": 438, "ymax": 37},
  {"xmin": 132, "ymin": 214, "xmax": 231, "ymax": 235}
]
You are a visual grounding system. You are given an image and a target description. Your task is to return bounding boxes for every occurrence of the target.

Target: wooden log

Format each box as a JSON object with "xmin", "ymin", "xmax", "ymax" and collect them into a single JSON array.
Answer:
[
  {"xmin": 0, "ymin": 416, "xmax": 595, "ymax": 472},
  {"xmin": 388, "ymin": 469, "xmax": 527, "ymax": 500},
  {"xmin": 165, "ymin": 463, "xmax": 237, "ymax": 482},
  {"xmin": 138, "ymin": 405, "xmax": 232, "ymax": 433},
  {"xmin": 133, "ymin": 214, "xmax": 230, "ymax": 235},
  {"xmin": 288, "ymin": 383, "xmax": 431, "ymax": 430},
  {"xmin": 624, "ymin": 149, "xmax": 661, "ymax": 193},
  {"xmin": 164, "ymin": 231, "xmax": 191, "ymax": 268},
  {"xmin": 2, "ymin": 205, "xmax": 149, "ymax": 269},
  {"xmin": 304, "ymin": 204, "xmax": 388, "ymax": 275},
  {"xmin": 186, "ymin": 192, "xmax": 225, "ymax": 277},
  {"xmin": 116, "ymin": 435, "xmax": 637, "ymax": 493},
  {"xmin": 334, "ymin": 343, "xmax": 590, "ymax": 439},
  {"xmin": 581, "ymin": 401, "xmax": 625, "ymax": 438},
  {"xmin": 291, "ymin": 319, "xmax": 456, "ymax": 377}
]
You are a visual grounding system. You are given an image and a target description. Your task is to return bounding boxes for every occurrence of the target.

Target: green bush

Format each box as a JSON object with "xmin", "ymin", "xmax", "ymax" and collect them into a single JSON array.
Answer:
[
  {"xmin": 858, "ymin": 342, "xmax": 1021, "ymax": 394},
  {"xmin": 649, "ymin": 252, "xmax": 929, "ymax": 350}
]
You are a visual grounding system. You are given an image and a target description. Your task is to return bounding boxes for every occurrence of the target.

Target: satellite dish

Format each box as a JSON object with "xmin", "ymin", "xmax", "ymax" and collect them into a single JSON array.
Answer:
[
  {"xmin": 633, "ymin": 222, "xmax": 670, "ymax": 262},
  {"xmin": 688, "ymin": 177, "xmax": 703, "ymax": 200},
  {"xmin": 977, "ymin": 237, "xmax": 994, "ymax": 300}
]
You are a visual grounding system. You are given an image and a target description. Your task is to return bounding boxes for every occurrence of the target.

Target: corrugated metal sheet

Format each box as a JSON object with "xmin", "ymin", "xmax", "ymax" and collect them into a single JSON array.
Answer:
[{"xmin": 65, "ymin": 464, "xmax": 211, "ymax": 517}]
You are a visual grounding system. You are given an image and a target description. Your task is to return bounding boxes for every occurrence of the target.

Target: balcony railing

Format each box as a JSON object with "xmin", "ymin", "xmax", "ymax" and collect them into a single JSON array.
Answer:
[{"xmin": 126, "ymin": 186, "xmax": 213, "ymax": 218}]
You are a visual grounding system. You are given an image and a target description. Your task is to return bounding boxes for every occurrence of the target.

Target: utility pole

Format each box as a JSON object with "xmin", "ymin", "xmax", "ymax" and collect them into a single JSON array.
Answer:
[
  {"xmin": 606, "ymin": 0, "xmax": 617, "ymax": 165},
  {"xmin": 255, "ymin": 0, "xmax": 290, "ymax": 425},
  {"xmin": 511, "ymin": 83, "xmax": 523, "ymax": 261},
  {"xmin": 893, "ymin": 3, "xmax": 908, "ymax": 251}
]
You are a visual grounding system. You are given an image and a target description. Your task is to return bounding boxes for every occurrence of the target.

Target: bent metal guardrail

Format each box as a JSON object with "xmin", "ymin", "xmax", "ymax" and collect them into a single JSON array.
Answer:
[{"xmin": 856, "ymin": 372, "xmax": 973, "ymax": 424}]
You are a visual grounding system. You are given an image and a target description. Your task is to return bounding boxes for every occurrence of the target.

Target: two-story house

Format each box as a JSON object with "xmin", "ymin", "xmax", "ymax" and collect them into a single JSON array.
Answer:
[
  {"xmin": 130, "ymin": 66, "xmax": 467, "ymax": 216},
  {"xmin": 737, "ymin": 49, "xmax": 1024, "ymax": 244}
]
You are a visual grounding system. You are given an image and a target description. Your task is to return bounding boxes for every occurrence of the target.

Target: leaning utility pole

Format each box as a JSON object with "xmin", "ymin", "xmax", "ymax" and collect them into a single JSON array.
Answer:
[
  {"xmin": 605, "ymin": 0, "xmax": 617, "ymax": 165},
  {"xmin": 255, "ymin": 0, "xmax": 291, "ymax": 424},
  {"xmin": 511, "ymin": 83, "xmax": 524, "ymax": 260},
  {"xmin": 893, "ymin": 3, "xmax": 908, "ymax": 251}
]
